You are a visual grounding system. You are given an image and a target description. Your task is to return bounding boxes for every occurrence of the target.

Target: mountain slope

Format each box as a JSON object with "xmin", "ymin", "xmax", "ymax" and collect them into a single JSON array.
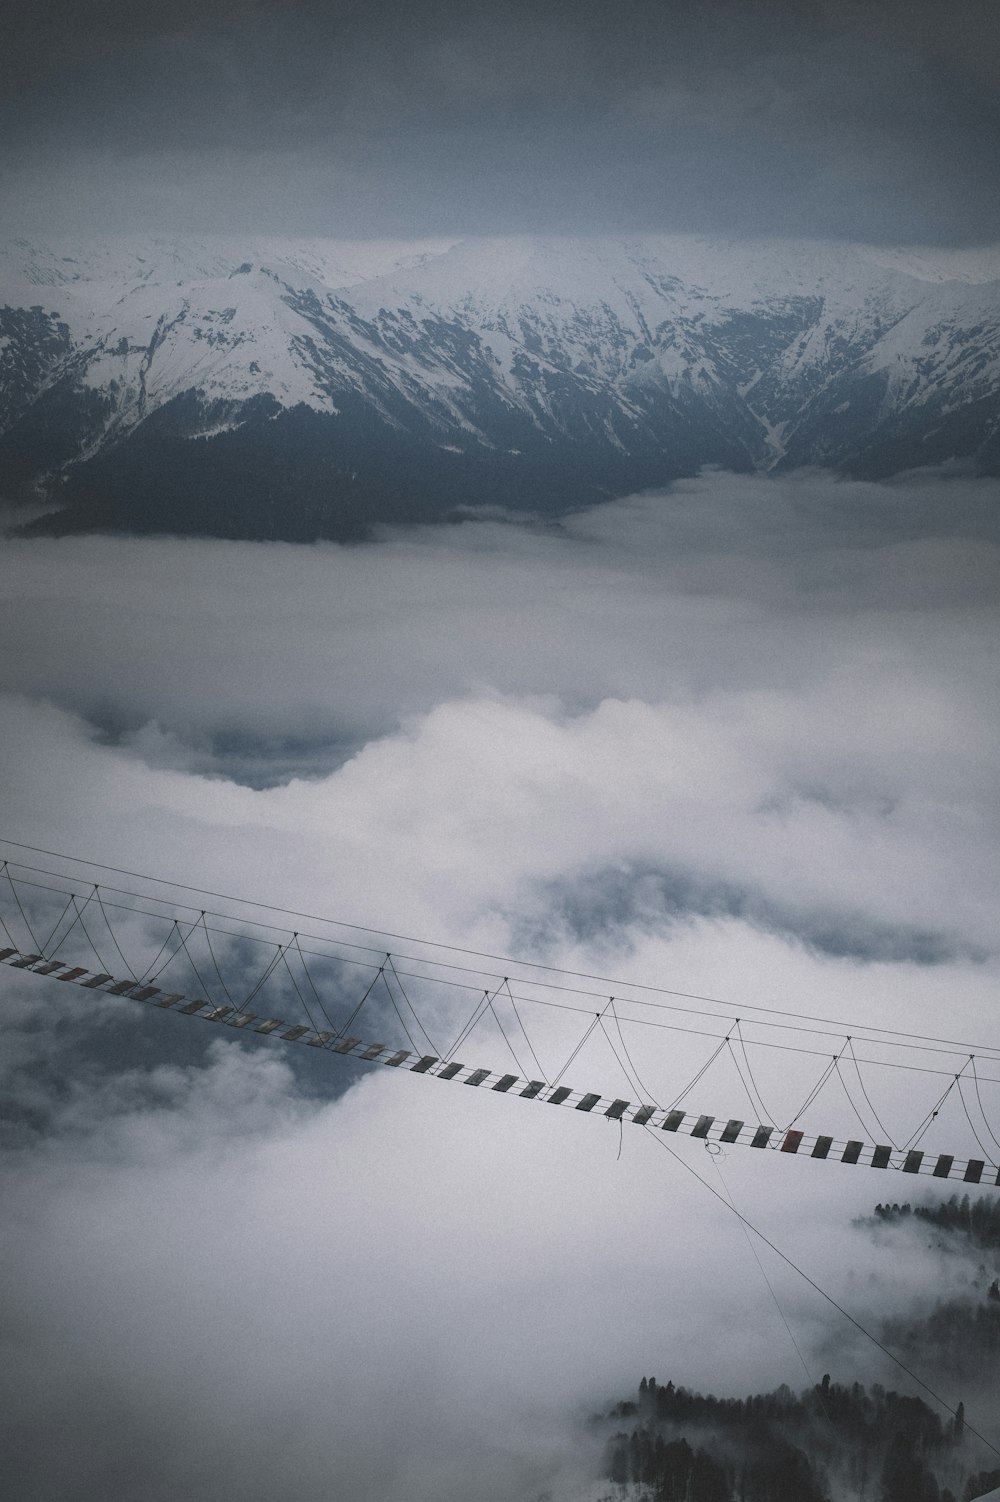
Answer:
[{"xmin": 2, "ymin": 234, "xmax": 998, "ymax": 539}]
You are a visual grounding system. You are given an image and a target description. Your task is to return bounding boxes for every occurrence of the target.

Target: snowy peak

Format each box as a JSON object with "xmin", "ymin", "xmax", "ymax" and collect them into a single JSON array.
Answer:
[{"xmin": 2, "ymin": 233, "xmax": 999, "ymax": 539}]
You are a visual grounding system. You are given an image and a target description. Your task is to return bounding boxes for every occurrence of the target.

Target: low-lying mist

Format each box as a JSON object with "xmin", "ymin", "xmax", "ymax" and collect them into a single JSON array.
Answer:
[{"xmin": 2, "ymin": 467, "xmax": 999, "ymax": 1498}]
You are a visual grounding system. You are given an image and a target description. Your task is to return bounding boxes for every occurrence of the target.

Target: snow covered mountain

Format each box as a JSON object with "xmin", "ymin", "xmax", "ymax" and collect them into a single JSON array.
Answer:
[{"xmin": 2, "ymin": 233, "xmax": 999, "ymax": 538}]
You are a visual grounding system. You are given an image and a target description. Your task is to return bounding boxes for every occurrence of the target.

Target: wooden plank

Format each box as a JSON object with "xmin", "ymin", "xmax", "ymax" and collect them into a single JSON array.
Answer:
[{"xmin": 12, "ymin": 954, "xmax": 997, "ymax": 1189}]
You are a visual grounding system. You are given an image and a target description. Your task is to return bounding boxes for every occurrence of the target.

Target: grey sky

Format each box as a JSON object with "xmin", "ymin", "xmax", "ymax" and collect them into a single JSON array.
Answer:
[{"xmin": 4, "ymin": 0, "xmax": 1000, "ymax": 241}]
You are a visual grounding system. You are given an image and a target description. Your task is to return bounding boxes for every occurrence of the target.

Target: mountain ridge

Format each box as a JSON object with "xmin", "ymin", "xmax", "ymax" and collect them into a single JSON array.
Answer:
[{"xmin": 3, "ymin": 233, "xmax": 999, "ymax": 539}]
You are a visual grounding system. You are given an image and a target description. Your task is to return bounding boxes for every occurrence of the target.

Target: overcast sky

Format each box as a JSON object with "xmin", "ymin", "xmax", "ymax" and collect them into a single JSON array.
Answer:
[
  {"xmin": 2, "ymin": 470, "xmax": 1000, "ymax": 1496},
  {"xmin": 4, "ymin": 0, "xmax": 1000, "ymax": 242}
]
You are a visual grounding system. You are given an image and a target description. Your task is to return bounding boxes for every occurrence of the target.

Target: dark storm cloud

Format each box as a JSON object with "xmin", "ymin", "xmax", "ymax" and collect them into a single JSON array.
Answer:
[{"xmin": 4, "ymin": 0, "xmax": 1000, "ymax": 241}]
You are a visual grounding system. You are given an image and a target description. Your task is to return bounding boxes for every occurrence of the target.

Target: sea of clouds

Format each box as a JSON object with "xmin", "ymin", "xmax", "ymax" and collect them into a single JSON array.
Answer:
[{"xmin": 1, "ymin": 467, "xmax": 998, "ymax": 1499}]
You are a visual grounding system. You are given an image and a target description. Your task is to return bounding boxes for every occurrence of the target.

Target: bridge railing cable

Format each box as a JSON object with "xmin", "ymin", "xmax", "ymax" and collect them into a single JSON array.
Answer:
[{"xmin": 2, "ymin": 842, "xmax": 1000, "ymax": 1178}]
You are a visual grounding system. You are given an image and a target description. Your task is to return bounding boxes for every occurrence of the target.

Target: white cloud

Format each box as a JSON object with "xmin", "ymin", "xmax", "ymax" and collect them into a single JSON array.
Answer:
[
  {"xmin": 0, "ymin": 1029, "xmax": 953, "ymax": 1501},
  {"xmin": 2, "ymin": 468, "xmax": 999, "ymax": 1495}
]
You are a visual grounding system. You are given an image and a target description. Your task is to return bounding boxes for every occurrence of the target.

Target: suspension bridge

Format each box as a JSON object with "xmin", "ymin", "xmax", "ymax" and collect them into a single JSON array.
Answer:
[{"xmin": 3, "ymin": 836, "xmax": 999, "ymax": 1189}]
